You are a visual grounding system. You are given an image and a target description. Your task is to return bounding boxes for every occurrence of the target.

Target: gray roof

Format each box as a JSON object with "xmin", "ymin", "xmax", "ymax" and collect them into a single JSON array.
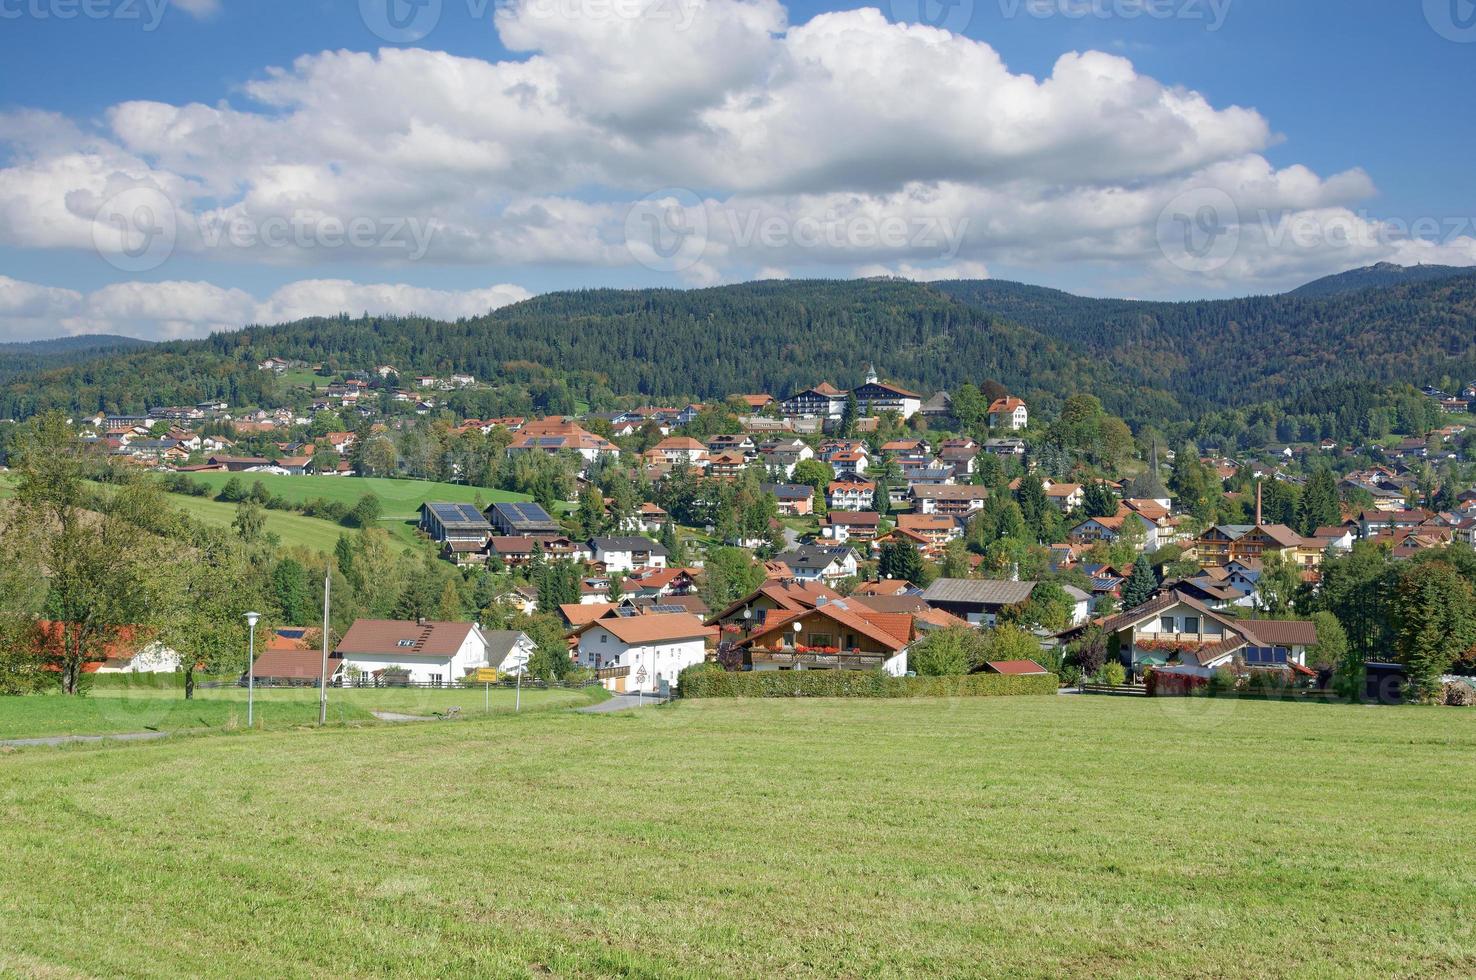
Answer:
[
  {"xmin": 482, "ymin": 631, "xmax": 532, "ymax": 668},
  {"xmin": 777, "ymin": 545, "xmax": 854, "ymax": 570},
  {"xmin": 922, "ymin": 578, "xmax": 1037, "ymax": 607}
]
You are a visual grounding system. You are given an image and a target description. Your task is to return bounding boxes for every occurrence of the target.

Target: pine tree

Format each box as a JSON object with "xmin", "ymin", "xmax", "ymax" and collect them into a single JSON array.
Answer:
[
  {"xmin": 1297, "ymin": 467, "xmax": 1341, "ymax": 535},
  {"xmin": 1120, "ymin": 559, "xmax": 1159, "ymax": 611}
]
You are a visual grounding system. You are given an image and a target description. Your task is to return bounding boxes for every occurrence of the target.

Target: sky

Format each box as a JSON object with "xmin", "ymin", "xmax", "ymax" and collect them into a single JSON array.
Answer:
[{"xmin": 1, "ymin": 0, "xmax": 1475, "ymax": 341}]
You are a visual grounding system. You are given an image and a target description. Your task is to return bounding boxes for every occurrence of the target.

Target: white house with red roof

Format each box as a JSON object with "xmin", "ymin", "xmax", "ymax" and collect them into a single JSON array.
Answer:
[
  {"xmin": 988, "ymin": 396, "xmax": 1029, "ymax": 431},
  {"xmin": 334, "ymin": 619, "xmax": 492, "ymax": 686}
]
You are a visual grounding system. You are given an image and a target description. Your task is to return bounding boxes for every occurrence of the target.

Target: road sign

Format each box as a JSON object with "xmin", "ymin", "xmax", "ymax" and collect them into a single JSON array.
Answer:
[{"xmin": 475, "ymin": 668, "xmax": 499, "ymax": 684}]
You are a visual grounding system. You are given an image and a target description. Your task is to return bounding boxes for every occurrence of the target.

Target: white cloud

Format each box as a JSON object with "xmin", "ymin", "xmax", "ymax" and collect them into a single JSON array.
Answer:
[
  {"xmin": 0, "ymin": 277, "xmax": 532, "ymax": 342},
  {"xmin": 0, "ymin": 3, "xmax": 1470, "ymax": 297}
]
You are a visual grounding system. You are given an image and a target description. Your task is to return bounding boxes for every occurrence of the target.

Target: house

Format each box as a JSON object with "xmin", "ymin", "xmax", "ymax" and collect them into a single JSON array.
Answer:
[
  {"xmin": 649, "ymin": 436, "xmax": 709, "ymax": 466},
  {"xmin": 633, "ymin": 502, "xmax": 670, "ymax": 533},
  {"xmin": 761, "ymin": 483, "xmax": 815, "ymax": 516},
  {"xmin": 708, "ymin": 451, "xmax": 749, "ymax": 480},
  {"xmin": 487, "ymin": 501, "xmax": 562, "ymax": 537},
  {"xmin": 334, "ymin": 619, "xmax": 494, "ymax": 686},
  {"xmin": 573, "ymin": 613, "xmax": 712, "ymax": 694},
  {"xmin": 774, "ymin": 545, "xmax": 859, "ymax": 583},
  {"xmin": 828, "ymin": 478, "xmax": 876, "ymax": 512},
  {"xmin": 983, "ymin": 438, "xmax": 1026, "ymax": 457},
  {"xmin": 484, "ymin": 630, "xmax": 537, "ymax": 676},
  {"xmin": 851, "ymin": 368, "xmax": 923, "ymax": 420},
  {"xmin": 506, "ymin": 419, "xmax": 619, "ymax": 468},
  {"xmin": 707, "ymin": 580, "xmax": 843, "ymax": 633},
  {"xmin": 1195, "ymin": 523, "xmax": 1307, "ymax": 568},
  {"xmin": 921, "ymin": 578, "xmax": 1036, "ymax": 626},
  {"xmin": 590, "ymin": 536, "xmax": 670, "ymax": 572},
  {"xmin": 988, "ymin": 397, "xmax": 1029, "ymax": 431},
  {"xmin": 781, "ymin": 382, "xmax": 848, "ymax": 420},
  {"xmin": 418, "ymin": 502, "xmax": 493, "ymax": 544},
  {"xmin": 912, "ymin": 484, "xmax": 990, "ymax": 517},
  {"xmin": 1070, "ymin": 513, "xmax": 1161, "ymax": 553},
  {"xmin": 735, "ymin": 597, "xmax": 912, "ymax": 675},
  {"xmin": 896, "ymin": 513, "xmax": 961, "ymax": 550},
  {"xmin": 822, "ymin": 511, "xmax": 881, "ymax": 544},
  {"xmin": 1087, "ymin": 591, "xmax": 1319, "ymax": 680},
  {"xmin": 1045, "ymin": 483, "xmax": 1085, "ymax": 512}
]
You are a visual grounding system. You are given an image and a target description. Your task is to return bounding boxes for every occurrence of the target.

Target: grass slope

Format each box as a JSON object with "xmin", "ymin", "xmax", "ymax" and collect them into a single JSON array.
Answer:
[
  {"xmin": 176, "ymin": 473, "xmax": 530, "ymax": 520},
  {"xmin": 1, "ymin": 697, "xmax": 1474, "ymax": 976}
]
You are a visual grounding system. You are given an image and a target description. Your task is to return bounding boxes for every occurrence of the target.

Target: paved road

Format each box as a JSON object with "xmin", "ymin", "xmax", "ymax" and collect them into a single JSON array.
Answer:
[
  {"xmin": 577, "ymin": 694, "xmax": 670, "ymax": 714},
  {"xmin": 1, "ymin": 731, "xmax": 170, "ymax": 750}
]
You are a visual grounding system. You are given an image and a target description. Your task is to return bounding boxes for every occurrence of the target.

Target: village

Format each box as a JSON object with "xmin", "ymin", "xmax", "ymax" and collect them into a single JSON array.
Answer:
[{"xmin": 56, "ymin": 359, "xmax": 1476, "ymax": 705}]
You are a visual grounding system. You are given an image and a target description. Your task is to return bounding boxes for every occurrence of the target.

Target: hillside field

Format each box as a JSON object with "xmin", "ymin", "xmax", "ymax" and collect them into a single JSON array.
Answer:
[
  {"xmin": 174, "ymin": 472, "xmax": 530, "ymax": 519},
  {"xmin": 1, "ymin": 697, "xmax": 1473, "ymax": 977},
  {"xmin": 0, "ymin": 473, "xmax": 536, "ymax": 554}
]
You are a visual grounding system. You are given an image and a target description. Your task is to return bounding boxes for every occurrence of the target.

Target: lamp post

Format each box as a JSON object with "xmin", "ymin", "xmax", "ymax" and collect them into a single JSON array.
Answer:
[
  {"xmin": 244, "ymin": 611, "xmax": 260, "ymax": 729},
  {"xmin": 792, "ymin": 621, "xmax": 804, "ymax": 670}
]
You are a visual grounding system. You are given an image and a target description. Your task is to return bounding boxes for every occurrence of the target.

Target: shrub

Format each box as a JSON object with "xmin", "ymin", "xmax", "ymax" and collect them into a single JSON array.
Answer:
[
  {"xmin": 1100, "ymin": 661, "xmax": 1126, "ymax": 687},
  {"xmin": 1058, "ymin": 664, "xmax": 1082, "ymax": 688},
  {"xmin": 1443, "ymin": 680, "xmax": 1476, "ymax": 707},
  {"xmin": 1147, "ymin": 670, "xmax": 1212, "ymax": 697},
  {"xmin": 677, "ymin": 665, "xmax": 1058, "ymax": 699}
]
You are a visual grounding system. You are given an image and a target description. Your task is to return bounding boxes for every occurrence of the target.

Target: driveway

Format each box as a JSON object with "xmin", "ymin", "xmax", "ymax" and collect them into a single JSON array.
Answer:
[{"xmin": 577, "ymin": 694, "xmax": 669, "ymax": 714}]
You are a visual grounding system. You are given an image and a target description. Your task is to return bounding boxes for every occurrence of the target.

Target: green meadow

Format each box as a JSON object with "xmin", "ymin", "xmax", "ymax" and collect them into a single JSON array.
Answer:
[
  {"xmin": 1, "ymin": 696, "xmax": 1473, "ymax": 977},
  {"xmin": 0, "ymin": 684, "xmax": 596, "ymax": 740},
  {"xmin": 174, "ymin": 472, "xmax": 530, "ymax": 520}
]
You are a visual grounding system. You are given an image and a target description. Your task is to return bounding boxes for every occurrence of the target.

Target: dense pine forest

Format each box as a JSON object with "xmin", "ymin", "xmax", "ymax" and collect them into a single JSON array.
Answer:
[{"xmin": 3, "ymin": 270, "xmax": 1475, "ymax": 445}]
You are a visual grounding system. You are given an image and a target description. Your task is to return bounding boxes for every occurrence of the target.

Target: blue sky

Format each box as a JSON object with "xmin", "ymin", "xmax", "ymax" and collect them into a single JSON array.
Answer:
[{"xmin": 1, "ymin": 0, "xmax": 1474, "ymax": 339}]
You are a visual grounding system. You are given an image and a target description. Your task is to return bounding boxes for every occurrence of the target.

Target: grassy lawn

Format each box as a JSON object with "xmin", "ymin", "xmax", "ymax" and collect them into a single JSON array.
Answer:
[
  {"xmin": 175, "ymin": 473, "xmax": 530, "ymax": 520},
  {"xmin": 1, "ymin": 697, "xmax": 1474, "ymax": 976},
  {"xmin": 0, "ymin": 685, "xmax": 600, "ymax": 740},
  {"xmin": 163, "ymin": 490, "xmax": 360, "ymax": 554}
]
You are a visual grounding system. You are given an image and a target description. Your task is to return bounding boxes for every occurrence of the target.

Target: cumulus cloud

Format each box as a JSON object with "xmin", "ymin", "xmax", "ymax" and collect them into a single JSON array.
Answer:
[
  {"xmin": 0, "ymin": 277, "xmax": 532, "ymax": 342},
  {"xmin": 0, "ymin": 2, "xmax": 1470, "ymax": 298}
]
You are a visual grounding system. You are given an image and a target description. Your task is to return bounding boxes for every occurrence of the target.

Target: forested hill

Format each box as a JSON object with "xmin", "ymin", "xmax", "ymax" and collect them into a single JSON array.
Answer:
[
  {"xmin": 933, "ymin": 269, "xmax": 1476, "ymax": 407},
  {"xmin": 3, "ymin": 272, "xmax": 1476, "ymax": 429},
  {"xmin": 0, "ymin": 279, "xmax": 1176, "ymax": 423},
  {"xmin": 1288, "ymin": 262, "xmax": 1474, "ymax": 298},
  {"xmin": 0, "ymin": 335, "xmax": 151, "ymax": 385}
]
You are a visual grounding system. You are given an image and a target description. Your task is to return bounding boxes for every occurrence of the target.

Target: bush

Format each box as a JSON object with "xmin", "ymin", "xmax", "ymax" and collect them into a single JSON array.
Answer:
[
  {"xmin": 1058, "ymin": 665, "xmax": 1082, "ymax": 688},
  {"xmin": 1146, "ymin": 670, "xmax": 1210, "ymax": 697},
  {"xmin": 677, "ymin": 665, "xmax": 1059, "ymax": 699},
  {"xmin": 1443, "ymin": 680, "xmax": 1476, "ymax": 707},
  {"xmin": 1100, "ymin": 661, "xmax": 1126, "ymax": 687}
]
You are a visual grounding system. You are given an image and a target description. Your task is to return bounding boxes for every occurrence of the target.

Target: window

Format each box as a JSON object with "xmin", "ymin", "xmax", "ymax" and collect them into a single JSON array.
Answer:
[
  {"xmin": 600, "ymin": 633, "xmax": 607, "ymax": 644},
  {"xmin": 396, "ymin": 639, "xmax": 415, "ymax": 648},
  {"xmin": 1183, "ymin": 616, "xmax": 1199, "ymax": 635},
  {"xmin": 1160, "ymin": 616, "xmax": 1176, "ymax": 633},
  {"xmin": 806, "ymin": 634, "xmax": 835, "ymax": 649}
]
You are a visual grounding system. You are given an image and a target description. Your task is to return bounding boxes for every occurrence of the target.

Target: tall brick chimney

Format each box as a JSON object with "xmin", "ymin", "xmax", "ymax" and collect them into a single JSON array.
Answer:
[{"xmin": 1255, "ymin": 481, "xmax": 1263, "ymax": 527}]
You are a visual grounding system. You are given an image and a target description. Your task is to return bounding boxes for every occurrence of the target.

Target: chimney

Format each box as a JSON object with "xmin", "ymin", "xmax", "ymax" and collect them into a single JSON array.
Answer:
[
  {"xmin": 1255, "ymin": 481, "xmax": 1263, "ymax": 527},
  {"xmin": 417, "ymin": 616, "xmax": 427, "ymax": 626}
]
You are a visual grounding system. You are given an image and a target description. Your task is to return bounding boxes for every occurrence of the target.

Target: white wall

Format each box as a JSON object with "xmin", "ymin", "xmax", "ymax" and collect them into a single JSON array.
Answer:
[{"xmin": 577, "ymin": 626, "xmax": 707, "ymax": 693}]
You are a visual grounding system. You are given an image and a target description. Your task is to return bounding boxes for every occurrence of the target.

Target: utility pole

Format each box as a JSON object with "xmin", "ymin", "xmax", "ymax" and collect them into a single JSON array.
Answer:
[{"xmin": 319, "ymin": 568, "xmax": 331, "ymax": 726}]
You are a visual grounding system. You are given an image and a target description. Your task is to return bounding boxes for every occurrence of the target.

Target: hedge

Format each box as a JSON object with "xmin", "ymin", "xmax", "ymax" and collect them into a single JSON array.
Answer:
[{"xmin": 678, "ymin": 664, "xmax": 1058, "ymax": 699}]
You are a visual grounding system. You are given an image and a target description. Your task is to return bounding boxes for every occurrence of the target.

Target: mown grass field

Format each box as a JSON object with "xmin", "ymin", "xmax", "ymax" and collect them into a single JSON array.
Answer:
[
  {"xmin": 1, "ymin": 696, "xmax": 1473, "ymax": 977},
  {"xmin": 175, "ymin": 473, "xmax": 530, "ymax": 520},
  {"xmin": 0, "ymin": 684, "xmax": 596, "ymax": 740}
]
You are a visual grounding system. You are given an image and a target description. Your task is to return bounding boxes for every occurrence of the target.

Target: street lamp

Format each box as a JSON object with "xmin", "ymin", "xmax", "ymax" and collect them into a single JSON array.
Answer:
[
  {"xmin": 244, "ymin": 611, "xmax": 260, "ymax": 729},
  {"xmin": 792, "ymin": 621, "xmax": 804, "ymax": 670}
]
